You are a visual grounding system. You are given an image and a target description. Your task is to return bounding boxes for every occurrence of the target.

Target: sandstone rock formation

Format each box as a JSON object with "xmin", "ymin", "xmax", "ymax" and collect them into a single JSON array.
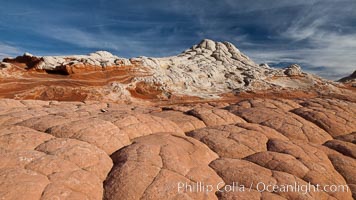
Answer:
[
  {"xmin": 227, "ymin": 99, "xmax": 333, "ymax": 144},
  {"xmin": 1, "ymin": 39, "xmax": 353, "ymax": 101},
  {"xmin": 291, "ymin": 98, "xmax": 356, "ymax": 137},
  {"xmin": 104, "ymin": 133, "xmax": 223, "ymax": 200},
  {"xmin": 284, "ymin": 64, "xmax": 303, "ymax": 76},
  {"xmin": 0, "ymin": 39, "xmax": 355, "ymax": 200},
  {"xmin": 0, "ymin": 96, "xmax": 354, "ymax": 200}
]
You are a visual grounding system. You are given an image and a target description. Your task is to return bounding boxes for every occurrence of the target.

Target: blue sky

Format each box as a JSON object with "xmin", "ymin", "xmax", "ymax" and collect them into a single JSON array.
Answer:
[{"xmin": 0, "ymin": 0, "xmax": 355, "ymax": 79}]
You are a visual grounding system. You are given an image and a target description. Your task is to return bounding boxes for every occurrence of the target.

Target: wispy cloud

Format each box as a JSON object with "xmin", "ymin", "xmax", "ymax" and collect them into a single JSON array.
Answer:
[
  {"xmin": 0, "ymin": 43, "xmax": 22, "ymax": 59},
  {"xmin": 238, "ymin": 0, "xmax": 356, "ymax": 79},
  {"xmin": 246, "ymin": 30, "xmax": 356, "ymax": 80},
  {"xmin": 222, "ymin": 0, "xmax": 319, "ymax": 13},
  {"xmin": 29, "ymin": 24, "xmax": 189, "ymax": 57},
  {"xmin": 0, "ymin": 0, "xmax": 355, "ymax": 79},
  {"xmin": 38, "ymin": 26, "xmax": 119, "ymax": 50}
]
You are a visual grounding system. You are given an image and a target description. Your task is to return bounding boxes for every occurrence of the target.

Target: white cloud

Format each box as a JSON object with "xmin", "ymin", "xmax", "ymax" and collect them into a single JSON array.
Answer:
[
  {"xmin": 0, "ymin": 43, "xmax": 22, "ymax": 59},
  {"xmin": 242, "ymin": 1, "xmax": 356, "ymax": 80},
  {"xmin": 245, "ymin": 32, "xmax": 356, "ymax": 80}
]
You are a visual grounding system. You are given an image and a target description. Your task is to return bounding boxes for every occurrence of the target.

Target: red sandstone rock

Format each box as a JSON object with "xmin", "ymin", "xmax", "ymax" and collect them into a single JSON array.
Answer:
[
  {"xmin": 245, "ymin": 151, "xmax": 309, "ymax": 178},
  {"xmin": 324, "ymin": 139, "xmax": 356, "ymax": 159},
  {"xmin": 0, "ymin": 97, "xmax": 354, "ymax": 199},
  {"xmin": 188, "ymin": 124, "xmax": 278, "ymax": 158},
  {"xmin": 45, "ymin": 118, "xmax": 130, "ymax": 154},
  {"xmin": 335, "ymin": 132, "xmax": 356, "ymax": 144},
  {"xmin": 0, "ymin": 168, "xmax": 49, "ymax": 200},
  {"xmin": 210, "ymin": 158, "xmax": 331, "ymax": 199},
  {"xmin": 187, "ymin": 107, "xmax": 246, "ymax": 126},
  {"xmin": 292, "ymin": 98, "xmax": 356, "ymax": 137},
  {"xmin": 229, "ymin": 102, "xmax": 333, "ymax": 144},
  {"xmin": 151, "ymin": 110, "xmax": 206, "ymax": 132},
  {"xmin": 104, "ymin": 133, "xmax": 223, "ymax": 200},
  {"xmin": 267, "ymin": 139, "xmax": 353, "ymax": 199},
  {"xmin": 35, "ymin": 138, "xmax": 113, "ymax": 181}
]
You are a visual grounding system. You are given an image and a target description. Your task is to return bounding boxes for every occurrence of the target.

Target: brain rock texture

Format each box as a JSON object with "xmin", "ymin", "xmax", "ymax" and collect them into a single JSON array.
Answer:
[{"xmin": 0, "ymin": 98, "xmax": 355, "ymax": 200}]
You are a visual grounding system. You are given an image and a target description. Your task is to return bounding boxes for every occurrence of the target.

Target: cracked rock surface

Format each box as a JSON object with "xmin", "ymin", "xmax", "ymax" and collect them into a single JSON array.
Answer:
[
  {"xmin": 0, "ymin": 97, "xmax": 355, "ymax": 200},
  {"xmin": 104, "ymin": 133, "xmax": 223, "ymax": 200},
  {"xmin": 227, "ymin": 99, "xmax": 333, "ymax": 144}
]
